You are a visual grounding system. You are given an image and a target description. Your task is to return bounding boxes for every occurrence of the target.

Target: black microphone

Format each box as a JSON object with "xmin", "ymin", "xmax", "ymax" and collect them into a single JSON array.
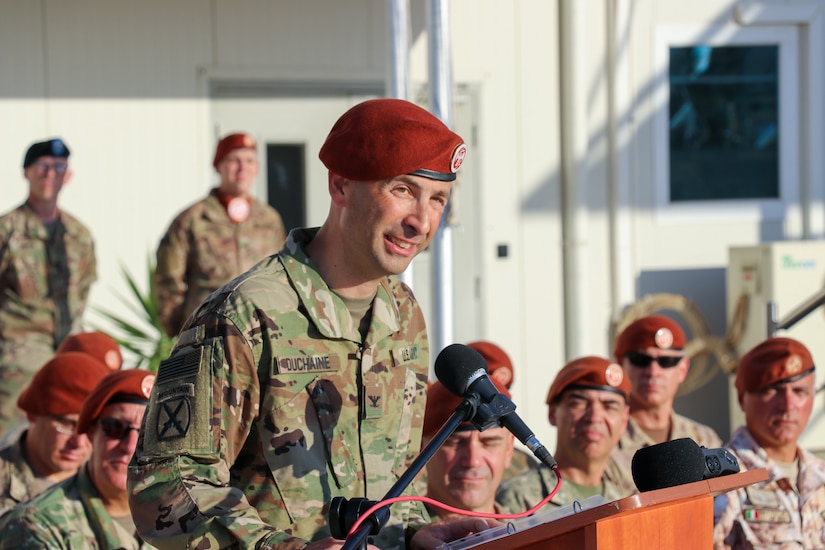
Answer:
[
  {"xmin": 631, "ymin": 438, "xmax": 739, "ymax": 492},
  {"xmin": 434, "ymin": 343, "xmax": 558, "ymax": 469}
]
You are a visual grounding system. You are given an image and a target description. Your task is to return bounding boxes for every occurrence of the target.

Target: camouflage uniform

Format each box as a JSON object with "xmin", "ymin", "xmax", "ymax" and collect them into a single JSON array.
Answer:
[
  {"xmin": 0, "ymin": 202, "xmax": 96, "ymax": 434},
  {"xmin": 0, "ymin": 464, "xmax": 151, "ymax": 549},
  {"xmin": 610, "ymin": 412, "xmax": 723, "ymax": 494},
  {"xmin": 0, "ymin": 430, "xmax": 50, "ymax": 518},
  {"xmin": 130, "ymin": 228, "xmax": 430, "ymax": 550},
  {"xmin": 154, "ymin": 188, "xmax": 286, "ymax": 337},
  {"xmin": 496, "ymin": 461, "xmax": 627, "ymax": 513},
  {"xmin": 713, "ymin": 426, "xmax": 825, "ymax": 549}
]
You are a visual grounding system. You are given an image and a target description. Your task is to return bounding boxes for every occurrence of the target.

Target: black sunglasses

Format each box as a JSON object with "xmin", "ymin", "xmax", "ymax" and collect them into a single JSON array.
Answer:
[
  {"xmin": 98, "ymin": 418, "xmax": 140, "ymax": 440},
  {"xmin": 626, "ymin": 352, "xmax": 683, "ymax": 368}
]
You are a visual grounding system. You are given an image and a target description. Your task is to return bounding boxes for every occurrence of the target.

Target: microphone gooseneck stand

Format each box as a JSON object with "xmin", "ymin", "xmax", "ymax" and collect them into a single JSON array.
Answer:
[{"xmin": 331, "ymin": 397, "xmax": 480, "ymax": 550}]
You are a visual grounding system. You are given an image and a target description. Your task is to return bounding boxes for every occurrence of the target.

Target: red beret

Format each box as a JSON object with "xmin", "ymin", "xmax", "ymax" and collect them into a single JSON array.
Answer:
[
  {"xmin": 422, "ymin": 379, "xmax": 511, "ymax": 438},
  {"xmin": 319, "ymin": 98, "xmax": 467, "ymax": 182},
  {"xmin": 613, "ymin": 314, "xmax": 686, "ymax": 362},
  {"xmin": 17, "ymin": 352, "xmax": 110, "ymax": 417},
  {"xmin": 467, "ymin": 341, "xmax": 514, "ymax": 388},
  {"xmin": 735, "ymin": 337, "xmax": 815, "ymax": 397},
  {"xmin": 77, "ymin": 369, "xmax": 155, "ymax": 434},
  {"xmin": 57, "ymin": 331, "xmax": 123, "ymax": 371},
  {"xmin": 546, "ymin": 356, "xmax": 631, "ymax": 405},
  {"xmin": 213, "ymin": 132, "xmax": 257, "ymax": 168}
]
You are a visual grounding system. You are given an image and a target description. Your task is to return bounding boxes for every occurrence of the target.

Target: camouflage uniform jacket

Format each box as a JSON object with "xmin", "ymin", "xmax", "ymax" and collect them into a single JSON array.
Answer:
[
  {"xmin": 610, "ymin": 412, "xmax": 723, "ymax": 495},
  {"xmin": 0, "ymin": 202, "xmax": 96, "ymax": 360},
  {"xmin": 495, "ymin": 461, "xmax": 627, "ymax": 514},
  {"xmin": 0, "ymin": 464, "xmax": 151, "ymax": 549},
  {"xmin": 0, "ymin": 430, "xmax": 48, "ymax": 518},
  {"xmin": 153, "ymin": 188, "xmax": 286, "ymax": 337},
  {"xmin": 130, "ymin": 227, "xmax": 430, "ymax": 550},
  {"xmin": 713, "ymin": 426, "xmax": 825, "ymax": 549}
]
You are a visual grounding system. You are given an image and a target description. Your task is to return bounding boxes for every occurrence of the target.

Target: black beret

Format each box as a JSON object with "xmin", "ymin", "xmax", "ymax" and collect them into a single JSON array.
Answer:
[{"xmin": 23, "ymin": 138, "xmax": 70, "ymax": 168}]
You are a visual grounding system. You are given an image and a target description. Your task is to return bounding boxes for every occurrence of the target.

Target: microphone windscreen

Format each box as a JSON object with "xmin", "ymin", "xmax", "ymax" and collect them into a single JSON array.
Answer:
[
  {"xmin": 434, "ymin": 344, "xmax": 488, "ymax": 397},
  {"xmin": 631, "ymin": 438, "xmax": 706, "ymax": 492}
]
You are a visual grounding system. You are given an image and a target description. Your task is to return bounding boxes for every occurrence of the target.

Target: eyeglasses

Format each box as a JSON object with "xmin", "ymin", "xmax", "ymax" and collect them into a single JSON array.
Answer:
[
  {"xmin": 626, "ymin": 352, "xmax": 683, "ymax": 368},
  {"xmin": 31, "ymin": 161, "xmax": 69, "ymax": 174},
  {"xmin": 98, "ymin": 418, "xmax": 141, "ymax": 440},
  {"xmin": 52, "ymin": 415, "xmax": 78, "ymax": 436}
]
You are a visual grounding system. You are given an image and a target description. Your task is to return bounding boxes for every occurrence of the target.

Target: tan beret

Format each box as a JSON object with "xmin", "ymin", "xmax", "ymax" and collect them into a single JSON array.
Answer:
[{"xmin": 546, "ymin": 356, "xmax": 630, "ymax": 405}]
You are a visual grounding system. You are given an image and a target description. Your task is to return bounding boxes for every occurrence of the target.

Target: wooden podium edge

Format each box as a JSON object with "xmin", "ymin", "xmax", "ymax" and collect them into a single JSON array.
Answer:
[{"xmin": 488, "ymin": 469, "xmax": 768, "ymax": 548}]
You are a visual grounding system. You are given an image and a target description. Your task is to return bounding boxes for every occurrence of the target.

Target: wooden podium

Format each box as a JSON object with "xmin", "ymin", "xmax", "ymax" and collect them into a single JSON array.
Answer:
[{"xmin": 466, "ymin": 469, "xmax": 768, "ymax": 549}]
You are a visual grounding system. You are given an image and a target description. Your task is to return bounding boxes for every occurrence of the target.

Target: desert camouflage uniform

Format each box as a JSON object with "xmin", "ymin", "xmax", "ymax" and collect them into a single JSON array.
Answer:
[
  {"xmin": 0, "ymin": 464, "xmax": 151, "ymax": 549},
  {"xmin": 0, "ymin": 203, "xmax": 95, "ymax": 434},
  {"xmin": 713, "ymin": 426, "xmax": 825, "ymax": 549},
  {"xmin": 495, "ymin": 460, "xmax": 628, "ymax": 514},
  {"xmin": 610, "ymin": 412, "xmax": 723, "ymax": 494},
  {"xmin": 0, "ymin": 430, "xmax": 51, "ymax": 518},
  {"xmin": 130, "ymin": 227, "xmax": 430, "ymax": 550},
  {"xmin": 154, "ymin": 188, "xmax": 286, "ymax": 337}
]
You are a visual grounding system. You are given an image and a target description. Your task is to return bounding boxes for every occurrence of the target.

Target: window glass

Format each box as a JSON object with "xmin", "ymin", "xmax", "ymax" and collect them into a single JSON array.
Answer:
[{"xmin": 669, "ymin": 45, "xmax": 779, "ymax": 201}]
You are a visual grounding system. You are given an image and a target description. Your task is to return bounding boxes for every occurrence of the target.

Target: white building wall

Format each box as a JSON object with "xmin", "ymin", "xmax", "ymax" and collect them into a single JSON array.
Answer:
[{"xmin": 1, "ymin": 0, "xmax": 823, "ymax": 453}]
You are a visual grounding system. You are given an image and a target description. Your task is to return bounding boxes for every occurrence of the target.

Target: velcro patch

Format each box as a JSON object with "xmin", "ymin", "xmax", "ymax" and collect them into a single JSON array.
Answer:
[
  {"xmin": 274, "ymin": 354, "xmax": 341, "ymax": 375},
  {"xmin": 393, "ymin": 344, "xmax": 421, "ymax": 366},
  {"xmin": 742, "ymin": 507, "xmax": 791, "ymax": 523},
  {"xmin": 157, "ymin": 348, "xmax": 203, "ymax": 384}
]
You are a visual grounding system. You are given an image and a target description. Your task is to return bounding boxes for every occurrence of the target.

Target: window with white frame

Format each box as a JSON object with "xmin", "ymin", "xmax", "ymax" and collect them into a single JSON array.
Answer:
[{"xmin": 654, "ymin": 25, "xmax": 798, "ymax": 218}]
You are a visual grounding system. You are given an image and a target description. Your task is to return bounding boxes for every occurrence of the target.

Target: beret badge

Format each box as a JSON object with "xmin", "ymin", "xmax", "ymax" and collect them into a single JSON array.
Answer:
[{"xmin": 654, "ymin": 328, "xmax": 674, "ymax": 349}]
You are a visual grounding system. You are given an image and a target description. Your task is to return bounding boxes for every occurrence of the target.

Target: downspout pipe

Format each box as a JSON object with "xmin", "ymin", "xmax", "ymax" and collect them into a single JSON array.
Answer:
[{"xmin": 559, "ymin": 0, "xmax": 591, "ymax": 359}]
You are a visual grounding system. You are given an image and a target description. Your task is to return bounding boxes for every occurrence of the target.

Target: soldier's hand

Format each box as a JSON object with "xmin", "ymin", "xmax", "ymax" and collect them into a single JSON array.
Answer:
[
  {"xmin": 303, "ymin": 538, "xmax": 379, "ymax": 550},
  {"xmin": 409, "ymin": 516, "xmax": 500, "ymax": 549}
]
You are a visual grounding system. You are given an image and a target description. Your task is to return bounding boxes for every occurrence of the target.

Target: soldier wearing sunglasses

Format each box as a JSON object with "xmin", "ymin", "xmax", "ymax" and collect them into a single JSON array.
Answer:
[
  {"xmin": 609, "ymin": 315, "xmax": 723, "ymax": 494},
  {"xmin": 0, "ymin": 369, "xmax": 155, "ymax": 549},
  {"xmin": 0, "ymin": 138, "xmax": 97, "ymax": 438}
]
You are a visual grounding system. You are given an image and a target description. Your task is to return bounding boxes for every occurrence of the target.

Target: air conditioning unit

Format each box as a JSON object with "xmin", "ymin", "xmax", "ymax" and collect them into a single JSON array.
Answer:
[{"xmin": 727, "ymin": 242, "xmax": 825, "ymax": 452}]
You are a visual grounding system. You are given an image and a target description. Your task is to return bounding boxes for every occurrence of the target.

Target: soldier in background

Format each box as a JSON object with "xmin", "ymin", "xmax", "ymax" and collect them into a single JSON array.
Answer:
[
  {"xmin": 0, "ymin": 352, "xmax": 109, "ymax": 517},
  {"xmin": 497, "ymin": 356, "xmax": 632, "ymax": 512},
  {"xmin": 713, "ymin": 337, "xmax": 825, "ymax": 549},
  {"xmin": 466, "ymin": 340, "xmax": 538, "ymax": 480},
  {"xmin": 0, "ymin": 138, "xmax": 96, "ymax": 436},
  {"xmin": 129, "ymin": 99, "xmax": 486, "ymax": 550},
  {"xmin": 610, "ymin": 314, "xmax": 722, "ymax": 493},
  {"xmin": 0, "ymin": 368, "xmax": 154, "ymax": 548},
  {"xmin": 153, "ymin": 132, "xmax": 287, "ymax": 338},
  {"xmin": 420, "ymin": 379, "xmax": 515, "ymax": 519}
]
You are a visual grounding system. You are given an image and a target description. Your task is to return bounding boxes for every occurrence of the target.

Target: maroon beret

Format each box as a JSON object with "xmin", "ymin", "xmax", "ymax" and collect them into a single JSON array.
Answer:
[
  {"xmin": 18, "ymin": 352, "xmax": 110, "ymax": 416},
  {"xmin": 735, "ymin": 337, "xmax": 815, "ymax": 397},
  {"xmin": 319, "ymin": 98, "xmax": 467, "ymax": 182},
  {"xmin": 546, "ymin": 356, "xmax": 631, "ymax": 404},
  {"xmin": 57, "ymin": 331, "xmax": 123, "ymax": 371},
  {"xmin": 422, "ymin": 378, "xmax": 511, "ymax": 438},
  {"xmin": 467, "ymin": 341, "xmax": 514, "ymax": 389},
  {"xmin": 213, "ymin": 132, "xmax": 257, "ymax": 168},
  {"xmin": 77, "ymin": 369, "xmax": 155, "ymax": 434},
  {"xmin": 613, "ymin": 314, "xmax": 686, "ymax": 362}
]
